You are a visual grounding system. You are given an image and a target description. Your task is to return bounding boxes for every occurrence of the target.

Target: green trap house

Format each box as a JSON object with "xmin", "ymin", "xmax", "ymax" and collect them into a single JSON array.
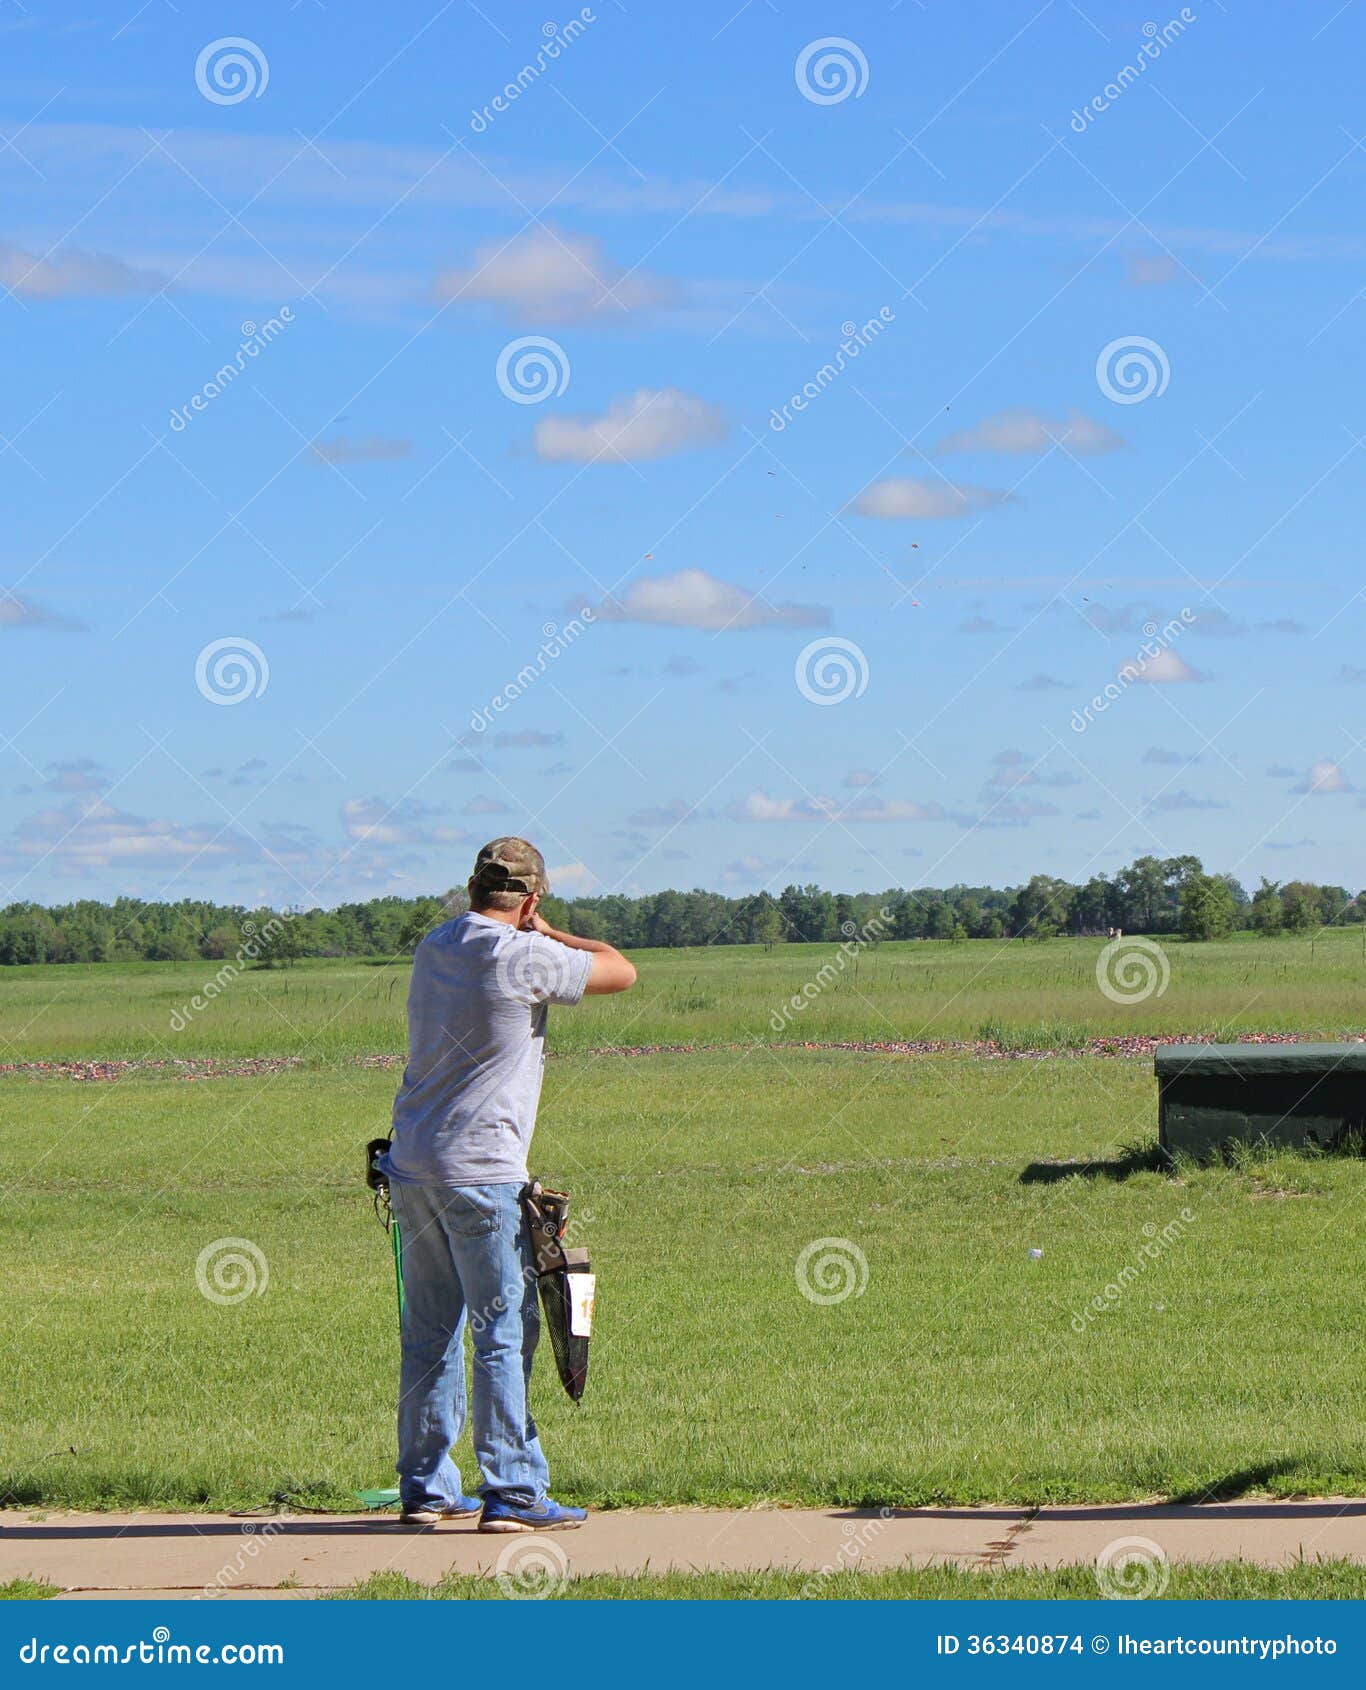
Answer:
[{"xmin": 1155, "ymin": 1042, "xmax": 1366, "ymax": 1161}]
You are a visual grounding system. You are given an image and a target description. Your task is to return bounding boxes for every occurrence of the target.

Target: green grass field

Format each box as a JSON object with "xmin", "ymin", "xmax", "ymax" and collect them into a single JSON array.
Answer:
[
  {"xmin": 325, "ymin": 1561, "xmax": 1366, "ymax": 1600},
  {"xmin": 8, "ymin": 1563, "xmax": 1365, "ymax": 1601},
  {"xmin": 2, "ymin": 927, "xmax": 1364, "ymax": 1062},
  {"xmin": 2, "ymin": 928, "xmax": 1363, "ymax": 1522}
]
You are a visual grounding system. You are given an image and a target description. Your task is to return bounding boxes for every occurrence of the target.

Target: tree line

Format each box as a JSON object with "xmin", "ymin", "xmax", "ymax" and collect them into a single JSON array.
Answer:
[{"xmin": 0, "ymin": 857, "xmax": 1359, "ymax": 966}]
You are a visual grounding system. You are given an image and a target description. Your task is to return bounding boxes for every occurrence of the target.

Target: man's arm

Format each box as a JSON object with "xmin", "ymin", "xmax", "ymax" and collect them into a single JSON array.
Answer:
[{"xmin": 526, "ymin": 913, "xmax": 637, "ymax": 995}]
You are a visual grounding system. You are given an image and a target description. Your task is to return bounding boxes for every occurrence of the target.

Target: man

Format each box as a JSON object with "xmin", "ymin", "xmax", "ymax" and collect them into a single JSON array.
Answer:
[{"xmin": 382, "ymin": 837, "xmax": 637, "ymax": 1531}]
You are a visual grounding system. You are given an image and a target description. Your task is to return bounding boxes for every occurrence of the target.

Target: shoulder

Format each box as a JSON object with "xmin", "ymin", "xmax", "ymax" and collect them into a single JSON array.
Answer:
[
  {"xmin": 415, "ymin": 916, "xmax": 464, "ymax": 955},
  {"xmin": 496, "ymin": 930, "xmax": 590, "ymax": 1005}
]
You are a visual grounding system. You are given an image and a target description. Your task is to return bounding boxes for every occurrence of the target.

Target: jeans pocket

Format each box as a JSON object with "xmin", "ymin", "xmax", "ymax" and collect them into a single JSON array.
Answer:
[{"xmin": 442, "ymin": 1187, "xmax": 501, "ymax": 1238}]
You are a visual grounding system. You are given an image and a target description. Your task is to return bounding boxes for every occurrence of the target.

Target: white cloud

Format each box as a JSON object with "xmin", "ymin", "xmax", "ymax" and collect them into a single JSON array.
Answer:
[
  {"xmin": 843, "ymin": 796, "xmax": 944, "ymax": 822},
  {"xmin": 1148, "ymin": 790, "xmax": 1229, "ymax": 812},
  {"xmin": 548, "ymin": 860, "xmax": 596, "ymax": 895},
  {"xmin": 1293, "ymin": 759, "xmax": 1352, "ymax": 795},
  {"xmin": 729, "ymin": 790, "xmax": 941, "ymax": 823},
  {"xmin": 627, "ymin": 798, "xmax": 701, "ymax": 828},
  {"xmin": 434, "ymin": 228, "xmax": 670, "ymax": 323},
  {"xmin": 851, "ymin": 476, "xmax": 1014, "ymax": 520},
  {"xmin": 43, "ymin": 759, "xmax": 108, "ymax": 794},
  {"xmin": 311, "ymin": 436, "xmax": 411, "ymax": 463},
  {"xmin": 0, "ymin": 240, "xmax": 164, "ymax": 300},
  {"xmin": 533, "ymin": 388, "xmax": 727, "ymax": 464},
  {"xmin": 1121, "ymin": 647, "xmax": 1204, "ymax": 683},
  {"xmin": 722, "ymin": 854, "xmax": 788, "ymax": 881},
  {"xmin": 938, "ymin": 408, "xmax": 1123, "ymax": 456},
  {"xmin": 0, "ymin": 592, "xmax": 83, "ymax": 631},
  {"xmin": 1143, "ymin": 747, "xmax": 1199, "ymax": 765},
  {"xmin": 955, "ymin": 797, "xmax": 1061, "ymax": 828},
  {"xmin": 590, "ymin": 568, "xmax": 827, "ymax": 632},
  {"xmin": 493, "ymin": 729, "xmax": 563, "ymax": 749},
  {"xmin": 343, "ymin": 796, "xmax": 468, "ymax": 846},
  {"xmin": 8, "ymin": 799, "xmax": 240, "ymax": 872},
  {"xmin": 987, "ymin": 751, "xmax": 1079, "ymax": 790},
  {"xmin": 1126, "ymin": 254, "xmax": 1184, "ymax": 287}
]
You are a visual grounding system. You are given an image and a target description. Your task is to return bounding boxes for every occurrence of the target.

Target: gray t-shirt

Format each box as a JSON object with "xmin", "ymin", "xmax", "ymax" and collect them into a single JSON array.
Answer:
[{"xmin": 386, "ymin": 912, "xmax": 592, "ymax": 1187}]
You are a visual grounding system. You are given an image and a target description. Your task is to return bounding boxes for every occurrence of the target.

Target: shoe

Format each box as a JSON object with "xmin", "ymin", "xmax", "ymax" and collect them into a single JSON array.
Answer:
[
  {"xmin": 399, "ymin": 1496, "xmax": 482, "ymax": 1525},
  {"xmin": 478, "ymin": 1496, "xmax": 587, "ymax": 1533}
]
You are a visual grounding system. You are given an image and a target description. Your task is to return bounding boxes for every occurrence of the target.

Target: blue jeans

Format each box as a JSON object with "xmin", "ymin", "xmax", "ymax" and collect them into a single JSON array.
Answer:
[{"xmin": 388, "ymin": 1179, "xmax": 549, "ymax": 1510}]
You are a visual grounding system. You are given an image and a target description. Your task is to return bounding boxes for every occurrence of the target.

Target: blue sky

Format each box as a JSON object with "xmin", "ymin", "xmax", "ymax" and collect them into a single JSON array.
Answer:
[{"xmin": 2, "ymin": 0, "xmax": 1363, "ymax": 908}]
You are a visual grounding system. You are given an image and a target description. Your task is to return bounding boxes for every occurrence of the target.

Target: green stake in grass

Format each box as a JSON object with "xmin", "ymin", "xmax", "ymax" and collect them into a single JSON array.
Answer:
[{"xmin": 361, "ymin": 1135, "xmax": 402, "ymax": 1510}]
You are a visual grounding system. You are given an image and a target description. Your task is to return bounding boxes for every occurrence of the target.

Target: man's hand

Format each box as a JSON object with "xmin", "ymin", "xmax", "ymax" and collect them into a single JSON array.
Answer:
[{"xmin": 519, "ymin": 905, "xmax": 637, "ymax": 994}]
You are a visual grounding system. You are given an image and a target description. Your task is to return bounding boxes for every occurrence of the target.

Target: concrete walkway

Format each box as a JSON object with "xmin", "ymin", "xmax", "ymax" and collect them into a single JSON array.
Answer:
[{"xmin": 4, "ymin": 1501, "xmax": 1364, "ymax": 1598}]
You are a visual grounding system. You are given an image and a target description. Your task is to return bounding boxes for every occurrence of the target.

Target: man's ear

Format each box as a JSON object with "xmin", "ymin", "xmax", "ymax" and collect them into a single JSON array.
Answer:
[{"xmin": 521, "ymin": 891, "xmax": 540, "ymax": 927}]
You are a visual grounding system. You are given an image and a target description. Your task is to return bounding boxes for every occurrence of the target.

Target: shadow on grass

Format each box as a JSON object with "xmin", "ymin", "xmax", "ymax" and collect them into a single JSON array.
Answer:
[{"xmin": 1018, "ymin": 1141, "xmax": 1167, "ymax": 1185}]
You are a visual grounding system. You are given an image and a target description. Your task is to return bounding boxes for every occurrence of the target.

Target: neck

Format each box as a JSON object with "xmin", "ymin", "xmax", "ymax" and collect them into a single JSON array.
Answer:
[{"xmin": 471, "ymin": 905, "xmax": 521, "ymax": 926}]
